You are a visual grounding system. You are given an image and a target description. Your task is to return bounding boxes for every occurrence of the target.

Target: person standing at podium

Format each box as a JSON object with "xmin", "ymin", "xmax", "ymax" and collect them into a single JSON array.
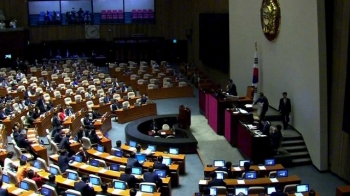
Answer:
[
  {"xmin": 278, "ymin": 92, "xmax": 291, "ymax": 130},
  {"xmin": 226, "ymin": 79, "xmax": 237, "ymax": 96},
  {"xmin": 253, "ymin": 92, "xmax": 269, "ymax": 121}
]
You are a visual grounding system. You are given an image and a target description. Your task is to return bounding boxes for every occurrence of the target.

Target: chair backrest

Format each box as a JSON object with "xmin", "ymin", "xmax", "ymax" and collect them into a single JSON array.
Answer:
[
  {"xmin": 65, "ymin": 189, "xmax": 82, "ymax": 196},
  {"xmin": 99, "ymin": 97, "xmax": 104, "ymax": 104},
  {"xmin": 268, "ymin": 171, "xmax": 277, "ymax": 178},
  {"xmin": 138, "ymin": 79, "xmax": 144, "ymax": 84},
  {"xmin": 66, "ymin": 89, "xmax": 73, "ymax": 96},
  {"xmin": 82, "ymin": 80, "xmax": 89, "ymax": 86},
  {"xmin": 245, "ymin": 86, "xmax": 255, "ymax": 99},
  {"xmin": 7, "ymin": 171, "xmax": 18, "ymax": 185},
  {"xmin": 37, "ymin": 157, "xmax": 49, "ymax": 171},
  {"xmin": 122, "ymin": 101, "xmax": 130, "ymax": 108},
  {"xmin": 50, "ymin": 140, "xmax": 59, "ymax": 154},
  {"xmin": 64, "ymin": 97, "xmax": 72, "ymax": 105},
  {"xmin": 54, "ymin": 91, "xmax": 61, "ymax": 98},
  {"xmin": 22, "ymin": 178, "xmax": 38, "ymax": 192},
  {"xmin": 12, "ymin": 103, "xmax": 19, "ymax": 112},
  {"xmin": 95, "ymin": 159, "xmax": 107, "ymax": 169},
  {"xmin": 209, "ymin": 186, "xmax": 227, "ymax": 194},
  {"xmin": 97, "ymin": 89, "xmax": 104, "ymax": 95},
  {"xmin": 44, "ymin": 94, "xmax": 51, "ymax": 102},
  {"xmin": 42, "ymin": 184, "xmax": 58, "ymax": 196},
  {"xmin": 162, "ymin": 124, "xmax": 170, "ymax": 130},
  {"xmin": 51, "ymin": 74, "xmax": 58, "ymax": 80},
  {"xmin": 148, "ymin": 84, "xmax": 155, "ymax": 89},
  {"xmin": 98, "ymin": 73, "xmax": 105, "ymax": 79},
  {"xmin": 58, "ymin": 84, "xmax": 66, "ymax": 89},
  {"xmin": 13, "ymin": 145, "xmax": 23, "ymax": 158},
  {"xmin": 88, "ymin": 85, "xmax": 96, "ymax": 91},
  {"xmin": 86, "ymin": 101, "xmax": 94, "ymax": 110},
  {"xmin": 49, "ymin": 164, "xmax": 62, "ymax": 175},
  {"xmin": 248, "ymin": 186, "xmax": 265, "ymax": 194},
  {"xmin": 113, "ymin": 94, "xmax": 121, "ymax": 101},
  {"xmin": 93, "ymin": 79, "xmax": 100, "ymax": 84},
  {"xmin": 179, "ymin": 81, "xmax": 187, "ymax": 87},
  {"xmin": 64, "ymin": 77, "xmax": 71, "ymax": 83},
  {"xmin": 75, "ymin": 95, "xmax": 82, "ymax": 102},
  {"xmin": 283, "ymin": 184, "xmax": 298, "ymax": 193},
  {"xmin": 127, "ymin": 92, "xmax": 135, "ymax": 99},
  {"xmin": 105, "ymin": 77, "xmax": 112, "ymax": 83},
  {"xmin": 81, "ymin": 137, "xmax": 92, "ymax": 149}
]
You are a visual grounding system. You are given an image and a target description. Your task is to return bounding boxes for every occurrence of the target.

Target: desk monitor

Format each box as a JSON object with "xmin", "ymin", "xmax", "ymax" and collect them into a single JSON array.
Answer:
[
  {"xmin": 90, "ymin": 159, "xmax": 99, "ymax": 167},
  {"xmin": 162, "ymin": 157, "xmax": 171, "ymax": 166},
  {"xmin": 41, "ymin": 187, "xmax": 51, "ymax": 196},
  {"xmin": 110, "ymin": 164, "xmax": 120, "ymax": 171},
  {"xmin": 114, "ymin": 150, "xmax": 123, "ymax": 157},
  {"xmin": 136, "ymin": 154, "xmax": 146, "ymax": 163},
  {"xmin": 148, "ymin": 145, "xmax": 156, "ymax": 152},
  {"xmin": 296, "ymin": 184, "xmax": 309, "ymax": 193},
  {"xmin": 49, "ymin": 166, "xmax": 58, "ymax": 175},
  {"xmin": 277, "ymin": 170, "xmax": 288, "ymax": 178},
  {"xmin": 67, "ymin": 172, "xmax": 78, "ymax": 181},
  {"xmin": 209, "ymin": 187, "xmax": 217, "ymax": 196},
  {"xmin": 216, "ymin": 172, "xmax": 224, "ymax": 179},
  {"xmin": 239, "ymin": 160, "xmax": 250, "ymax": 167},
  {"xmin": 20, "ymin": 181, "xmax": 29, "ymax": 190},
  {"xmin": 140, "ymin": 184, "xmax": 154, "ymax": 193},
  {"xmin": 265, "ymin": 159, "xmax": 275, "ymax": 166},
  {"xmin": 235, "ymin": 187, "xmax": 248, "ymax": 195},
  {"xmin": 33, "ymin": 160, "xmax": 41, "ymax": 169},
  {"xmin": 21, "ymin": 155, "xmax": 27, "ymax": 161},
  {"xmin": 74, "ymin": 155, "xmax": 82, "ymax": 163},
  {"xmin": 114, "ymin": 181, "xmax": 127, "ymax": 190},
  {"xmin": 5, "ymin": 54, "xmax": 11, "ymax": 59},
  {"xmin": 154, "ymin": 170, "xmax": 166, "ymax": 178},
  {"xmin": 66, "ymin": 194, "xmax": 76, "ymax": 196},
  {"xmin": 2, "ymin": 174, "xmax": 9, "ymax": 184},
  {"xmin": 245, "ymin": 171, "xmax": 257, "ymax": 179},
  {"xmin": 131, "ymin": 167, "xmax": 142, "ymax": 175},
  {"xmin": 89, "ymin": 176, "xmax": 100, "ymax": 185},
  {"xmin": 169, "ymin": 147, "xmax": 179, "ymax": 155},
  {"xmin": 97, "ymin": 145, "xmax": 104, "ymax": 152},
  {"xmin": 129, "ymin": 140, "xmax": 136, "ymax": 147},
  {"xmin": 213, "ymin": 160, "xmax": 225, "ymax": 167},
  {"xmin": 267, "ymin": 187, "xmax": 276, "ymax": 195}
]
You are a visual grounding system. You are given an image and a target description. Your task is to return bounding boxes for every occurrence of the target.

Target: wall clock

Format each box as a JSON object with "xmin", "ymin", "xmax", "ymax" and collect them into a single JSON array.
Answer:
[
  {"xmin": 260, "ymin": 0, "xmax": 281, "ymax": 41},
  {"xmin": 85, "ymin": 25, "xmax": 100, "ymax": 39}
]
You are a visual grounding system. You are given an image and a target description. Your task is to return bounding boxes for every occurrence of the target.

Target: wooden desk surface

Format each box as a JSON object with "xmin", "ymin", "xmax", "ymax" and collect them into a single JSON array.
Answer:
[
  {"xmin": 204, "ymin": 164, "xmax": 284, "ymax": 173},
  {"xmin": 115, "ymin": 103, "xmax": 157, "ymax": 124},
  {"xmin": 147, "ymin": 86, "xmax": 194, "ymax": 100},
  {"xmin": 3, "ymin": 107, "xmax": 32, "ymax": 136}
]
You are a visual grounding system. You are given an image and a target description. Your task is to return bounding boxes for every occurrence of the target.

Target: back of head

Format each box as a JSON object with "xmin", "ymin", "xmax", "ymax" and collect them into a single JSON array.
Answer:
[
  {"xmin": 116, "ymin": 140, "xmax": 121, "ymax": 147},
  {"xmin": 136, "ymin": 144, "xmax": 141, "ymax": 152},
  {"xmin": 130, "ymin": 152, "xmax": 136, "ymax": 158},
  {"xmin": 157, "ymin": 156, "xmax": 163, "ymax": 163},
  {"xmin": 244, "ymin": 162, "xmax": 251, "ymax": 171},
  {"xmin": 101, "ymin": 182, "xmax": 108, "ymax": 191},
  {"xmin": 276, "ymin": 125, "xmax": 282, "ymax": 131},
  {"xmin": 148, "ymin": 166, "xmax": 154, "ymax": 172},
  {"xmin": 81, "ymin": 175, "xmax": 89, "ymax": 182},
  {"xmin": 210, "ymin": 171, "xmax": 217, "ymax": 179},
  {"xmin": 7, "ymin": 151, "xmax": 14, "ymax": 158},
  {"xmin": 125, "ymin": 167, "xmax": 132, "ymax": 174},
  {"xmin": 20, "ymin": 159, "xmax": 26, "ymax": 166},
  {"xmin": 130, "ymin": 188, "xmax": 137, "ymax": 196},
  {"xmin": 27, "ymin": 169, "xmax": 34, "ymax": 179},
  {"xmin": 309, "ymin": 190, "xmax": 316, "ymax": 196},
  {"xmin": 48, "ymin": 174, "xmax": 56, "ymax": 183},
  {"xmin": 225, "ymin": 161, "xmax": 232, "ymax": 169}
]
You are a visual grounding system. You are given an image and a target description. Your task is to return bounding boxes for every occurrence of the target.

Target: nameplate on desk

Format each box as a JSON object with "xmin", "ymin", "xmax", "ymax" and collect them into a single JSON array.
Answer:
[
  {"xmin": 233, "ymin": 167, "xmax": 241, "ymax": 171},
  {"xmin": 2, "ymin": 183, "xmax": 12, "ymax": 189},
  {"xmin": 199, "ymin": 180, "xmax": 207, "ymax": 185},
  {"xmin": 98, "ymin": 168, "xmax": 107, "ymax": 173},
  {"xmin": 128, "ymin": 147, "xmax": 136, "ymax": 151},
  {"xmin": 112, "ymin": 189, "xmax": 123, "ymax": 194},
  {"xmin": 12, "ymin": 188, "xmax": 24, "ymax": 195},
  {"xmin": 94, "ymin": 151, "xmax": 102, "ymax": 156},
  {"xmin": 237, "ymin": 180, "xmax": 245, "ymax": 184},
  {"xmin": 63, "ymin": 179, "xmax": 74, "ymax": 185},
  {"xmin": 258, "ymin": 166, "xmax": 266, "ymax": 170},
  {"xmin": 270, "ymin": 178, "xmax": 279, "ymax": 183},
  {"xmin": 28, "ymin": 192, "xmax": 39, "ymax": 196},
  {"xmin": 80, "ymin": 165, "xmax": 89, "ymax": 169},
  {"xmin": 295, "ymin": 193, "xmax": 304, "ymax": 196},
  {"xmin": 106, "ymin": 155, "xmax": 114, "ymax": 159}
]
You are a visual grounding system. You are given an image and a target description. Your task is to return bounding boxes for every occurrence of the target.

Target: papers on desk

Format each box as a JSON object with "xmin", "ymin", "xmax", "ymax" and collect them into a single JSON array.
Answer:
[
  {"xmin": 94, "ymin": 151, "xmax": 102, "ymax": 156},
  {"xmin": 12, "ymin": 188, "xmax": 24, "ymax": 195},
  {"xmin": 270, "ymin": 178, "xmax": 279, "ymax": 183},
  {"xmin": 2, "ymin": 183, "xmax": 12, "ymax": 189},
  {"xmin": 63, "ymin": 179, "xmax": 73, "ymax": 185},
  {"xmin": 142, "ymin": 149, "xmax": 153, "ymax": 155},
  {"xmin": 237, "ymin": 180, "xmax": 245, "ymax": 184},
  {"xmin": 112, "ymin": 189, "xmax": 123, "ymax": 194},
  {"xmin": 233, "ymin": 167, "xmax": 242, "ymax": 171},
  {"xmin": 199, "ymin": 180, "xmax": 207, "ymax": 185},
  {"xmin": 160, "ymin": 132, "xmax": 166, "ymax": 135},
  {"xmin": 80, "ymin": 165, "xmax": 89, "ymax": 169},
  {"xmin": 238, "ymin": 109, "xmax": 248, "ymax": 114},
  {"xmin": 258, "ymin": 166, "xmax": 266, "ymax": 170},
  {"xmin": 31, "ymin": 143, "xmax": 39, "ymax": 147},
  {"xmin": 247, "ymin": 124, "xmax": 257, "ymax": 129},
  {"xmin": 136, "ymin": 192, "xmax": 143, "ymax": 196},
  {"xmin": 96, "ymin": 119, "xmax": 102, "ymax": 122},
  {"xmin": 29, "ymin": 193, "xmax": 39, "ymax": 196},
  {"xmin": 295, "ymin": 193, "xmax": 304, "ymax": 196},
  {"xmin": 99, "ymin": 168, "xmax": 107, "ymax": 173},
  {"xmin": 128, "ymin": 147, "xmax": 136, "ymax": 152},
  {"xmin": 106, "ymin": 155, "xmax": 114, "ymax": 159},
  {"xmin": 245, "ymin": 104, "xmax": 253, "ymax": 108}
]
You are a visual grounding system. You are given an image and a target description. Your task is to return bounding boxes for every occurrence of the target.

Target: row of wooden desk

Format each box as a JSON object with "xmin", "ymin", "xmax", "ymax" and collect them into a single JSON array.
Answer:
[
  {"xmin": 116, "ymin": 103, "xmax": 157, "ymax": 124},
  {"xmin": 203, "ymin": 164, "xmax": 285, "ymax": 177}
]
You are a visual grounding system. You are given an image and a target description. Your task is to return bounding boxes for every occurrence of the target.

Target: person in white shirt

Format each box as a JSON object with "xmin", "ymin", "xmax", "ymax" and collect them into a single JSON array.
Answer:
[
  {"xmin": 3, "ymin": 152, "xmax": 17, "ymax": 174},
  {"xmin": 0, "ymin": 20, "xmax": 5, "ymax": 29},
  {"xmin": 16, "ymin": 71, "xmax": 25, "ymax": 82},
  {"xmin": 9, "ymin": 19, "xmax": 16, "ymax": 28}
]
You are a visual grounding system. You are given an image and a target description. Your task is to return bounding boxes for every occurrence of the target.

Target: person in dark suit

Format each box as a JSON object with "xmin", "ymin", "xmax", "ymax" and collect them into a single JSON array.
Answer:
[
  {"xmin": 0, "ymin": 106, "xmax": 7, "ymax": 120},
  {"xmin": 65, "ymin": 105, "xmax": 74, "ymax": 116},
  {"xmin": 270, "ymin": 185, "xmax": 287, "ymax": 196},
  {"xmin": 57, "ymin": 150, "xmax": 70, "ymax": 173},
  {"xmin": 111, "ymin": 100, "xmax": 121, "ymax": 112},
  {"xmin": 4, "ymin": 94, "xmax": 13, "ymax": 102},
  {"xmin": 18, "ymin": 134, "xmax": 38, "ymax": 159},
  {"xmin": 207, "ymin": 172, "xmax": 226, "ymax": 186},
  {"xmin": 4, "ymin": 104, "xmax": 13, "ymax": 116},
  {"xmin": 59, "ymin": 133, "xmax": 73, "ymax": 157},
  {"xmin": 103, "ymin": 93, "xmax": 111, "ymax": 104},
  {"xmin": 129, "ymin": 188, "xmax": 137, "ymax": 196},
  {"xmin": 308, "ymin": 190, "xmax": 316, "ymax": 196},
  {"xmin": 119, "ymin": 167, "xmax": 137, "ymax": 189},
  {"xmin": 54, "ymin": 130, "xmax": 64, "ymax": 144},
  {"xmin": 226, "ymin": 79, "xmax": 237, "ymax": 96},
  {"xmin": 76, "ymin": 147, "xmax": 89, "ymax": 162},
  {"xmin": 46, "ymin": 174, "xmax": 64, "ymax": 195},
  {"xmin": 270, "ymin": 125, "xmax": 283, "ymax": 154},
  {"xmin": 96, "ymin": 183, "xmax": 111, "ymax": 196},
  {"xmin": 83, "ymin": 113, "xmax": 94, "ymax": 129},
  {"xmin": 121, "ymin": 84, "xmax": 128, "ymax": 93},
  {"xmin": 243, "ymin": 161, "xmax": 254, "ymax": 172},
  {"xmin": 278, "ymin": 92, "xmax": 292, "ymax": 130},
  {"xmin": 215, "ymin": 161, "xmax": 233, "ymax": 179},
  {"xmin": 153, "ymin": 156, "xmax": 170, "ymax": 175},
  {"xmin": 24, "ymin": 96, "xmax": 34, "ymax": 106},
  {"xmin": 74, "ymin": 175, "xmax": 96, "ymax": 196},
  {"xmin": 127, "ymin": 152, "xmax": 143, "ymax": 167},
  {"xmin": 35, "ymin": 93, "xmax": 46, "ymax": 113},
  {"xmin": 88, "ymin": 130, "xmax": 101, "ymax": 145},
  {"xmin": 31, "ymin": 107, "xmax": 41, "ymax": 119},
  {"xmin": 143, "ymin": 167, "xmax": 162, "ymax": 188},
  {"xmin": 52, "ymin": 112, "xmax": 62, "ymax": 131},
  {"xmin": 0, "ymin": 179, "xmax": 9, "ymax": 196},
  {"xmin": 42, "ymin": 77, "xmax": 50, "ymax": 87},
  {"xmin": 92, "ymin": 109, "xmax": 102, "ymax": 119},
  {"xmin": 254, "ymin": 92, "xmax": 269, "ymax": 121},
  {"xmin": 76, "ymin": 126, "xmax": 86, "ymax": 142},
  {"xmin": 149, "ymin": 120, "xmax": 159, "ymax": 133},
  {"xmin": 141, "ymin": 94, "xmax": 148, "ymax": 104}
]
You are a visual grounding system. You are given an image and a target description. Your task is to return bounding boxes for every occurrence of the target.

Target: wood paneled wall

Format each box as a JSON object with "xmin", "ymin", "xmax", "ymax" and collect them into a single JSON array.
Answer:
[{"xmin": 329, "ymin": 0, "xmax": 350, "ymax": 183}]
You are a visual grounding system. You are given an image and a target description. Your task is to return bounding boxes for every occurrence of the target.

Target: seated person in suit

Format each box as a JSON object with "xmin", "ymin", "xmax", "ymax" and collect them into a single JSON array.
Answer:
[
  {"xmin": 270, "ymin": 125, "xmax": 283, "ymax": 154},
  {"xmin": 72, "ymin": 79, "xmax": 79, "ymax": 87},
  {"xmin": 31, "ymin": 107, "xmax": 41, "ymax": 119},
  {"xmin": 24, "ymin": 96, "xmax": 35, "ymax": 106},
  {"xmin": 92, "ymin": 109, "xmax": 102, "ymax": 119},
  {"xmin": 88, "ymin": 130, "xmax": 101, "ymax": 145},
  {"xmin": 97, "ymin": 183, "xmax": 111, "ymax": 196},
  {"xmin": 52, "ymin": 111, "xmax": 62, "ymax": 131},
  {"xmin": 243, "ymin": 161, "xmax": 254, "ymax": 172},
  {"xmin": 112, "ymin": 78, "xmax": 119, "ymax": 88},
  {"xmin": 308, "ymin": 190, "xmax": 316, "ymax": 196},
  {"xmin": 42, "ymin": 77, "xmax": 50, "ymax": 87},
  {"xmin": 58, "ymin": 149, "xmax": 71, "ymax": 173},
  {"xmin": 153, "ymin": 156, "xmax": 170, "ymax": 175},
  {"xmin": 74, "ymin": 175, "xmax": 96, "ymax": 196},
  {"xmin": 103, "ymin": 93, "xmax": 111, "ymax": 104},
  {"xmin": 17, "ymin": 134, "xmax": 38, "ymax": 159},
  {"xmin": 46, "ymin": 174, "xmax": 64, "ymax": 195},
  {"xmin": 0, "ymin": 106, "xmax": 7, "ymax": 120},
  {"xmin": 141, "ymin": 94, "xmax": 148, "ymax": 104},
  {"xmin": 59, "ymin": 133, "xmax": 74, "ymax": 156},
  {"xmin": 114, "ymin": 140, "xmax": 122, "ymax": 150},
  {"xmin": 143, "ymin": 167, "xmax": 162, "ymax": 188},
  {"xmin": 119, "ymin": 167, "xmax": 137, "ymax": 189},
  {"xmin": 65, "ymin": 105, "xmax": 74, "ymax": 116},
  {"xmin": 18, "ymin": 99, "xmax": 26, "ymax": 110},
  {"xmin": 26, "ymin": 111, "xmax": 35, "ymax": 127},
  {"xmin": 27, "ymin": 169, "xmax": 45, "ymax": 188},
  {"xmin": 4, "ymin": 104, "xmax": 13, "ymax": 115},
  {"xmin": 4, "ymin": 94, "xmax": 13, "ymax": 102},
  {"xmin": 83, "ymin": 113, "xmax": 95, "ymax": 129},
  {"xmin": 3, "ymin": 152, "xmax": 17, "ymax": 174},
  {"xmin": 85, "ymin": 88, "xmax": 95, "ymax": 99},
  {"xmin": 129, "ymin": 188, "xmax": 137, "ymax": 196},
  {"xmin": 121, "ymin": 83, "xmax": 128, "ymax": 93},
  {"xmin": 76, "ymin": 126, "xmax": 87, "ymax": 142},
  {"xmin": 101, "ymin": 81, "xmax": 107, "ymax": 89},
  {"xmin": 35, "ymin": 93, "xmax": 47, "ymax": 113},
  {"xmin": 271, "ymin": 185, "xmax": 287, "ymax": 196},
  {"xmin": 127, "ymin": 152, "xmax": 143, "ymax": 167},
  {"xmin": 0, "ymin": 179, "xmax": 9, "ymax": 195},
  {"xmin": 54, "ymin": 130, "xmax": 65, "ymax": 144},
  {"xmin": 135, "ymin": 144, "xmax": 142, "ymax": 155},
  {"xmin": 76, "ymin": 147, "xmax": 89, "ymax": 162},
  {"xmin": 215, "ymin": 161, "xmax": 233, "ymax": 179},
  {"xmin": 207, "ymin": 171, "xmax": 226, "ymax": 187},
  {"xmin": 149, "ymin": 120, "xmax": 159, "ymax": 135},
  {"xmin": 111, "ymin": 100, "xmax": 121, "ymax": 112},
  {"xmin": 58, "ymin": 108, "xmax": 67, "ymax": 122}
]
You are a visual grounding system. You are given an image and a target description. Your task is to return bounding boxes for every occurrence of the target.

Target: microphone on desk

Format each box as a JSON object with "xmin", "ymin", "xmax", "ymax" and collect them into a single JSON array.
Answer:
[{"xmin": 40, "ymin": 140, "xmax": 44, "ymax": 146}]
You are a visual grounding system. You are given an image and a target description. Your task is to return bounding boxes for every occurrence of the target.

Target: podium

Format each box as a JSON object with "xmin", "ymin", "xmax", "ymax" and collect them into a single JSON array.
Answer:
[
  {"xmin": 224, "ymin": 109, "xmax": 253, "ymax": 146},
  {"xmin": 178, "ymin": 105, "xmax": 191, "ymax": 129}
]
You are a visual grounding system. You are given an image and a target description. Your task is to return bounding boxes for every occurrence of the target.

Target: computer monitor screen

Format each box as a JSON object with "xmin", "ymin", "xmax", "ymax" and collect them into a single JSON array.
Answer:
[
  {"xmin": 216, "ymin": 172, "xmax": 224, "ymax": 179},
  {"xmin": 154, "ymin": 170, "xmax": 166, "ymax": 178},
  {"xmin": 97, "ymin": 145, "xmax": 104, "ymax": 152},
  {"xmin": 110, "ymin": 164, "xmax": 120, "ymax": 171},
  {"xmin": 89, "ymin": 176, "xmax": 100, "ymax": 185},
  {"xmin": 20, "ymin": 181, "xmax": 29, "ymax": 190},
  {"xmin": 265, "ymin": 159, "xmax": 275, "ymax": 166},
  {"xmin": 277, "ymin": 170, "xmax": 288, "ymax": 178},
  {"xmin": 267, "ymin": 187, "xmax": 276, "ymax": 194},
  {"xmin": 296, "ymin": 184, "xmax": 309, "ymax": 193},
  {"xmin": 148, "ymin": 145, "xmax": 156, "ymax": 152},
  {"xmin": 114, "ymin": 181, "xmax": 126, "ymax": 190},
  {"xmin": 140, "ymin": 184, "xmax": 154, "ymax": 193},
  {"xmin": 66, "ymin": 194, "xmax": 76, "ymax": 196},
  {"xmin": 213, "ymin": 160, "xmax": 225, "ymax": 167},
  {"xmin": 68, "ymin": 172, "xmax": 78, "ymax": 181},
  {"xmin": 114, "ymin": 150, "xmax": 123, "ymax": 157},
  {"xmin": 49, "ymin": 166, "xmax": 58, "ymax": 175},
  {"xmin": 235, "ymin": 187, "xmax": 248, "ymax": 195},
  {"xmin": 33, "ymin": 160, "xmax": 41, "ymax": 169},
  {"xmin": 131, "ymin": 167, "xmax": 142, "ymax": 175},
  {"xmin": 75, "ymin": 155, "xmax": 82, "ymax": 162},
  {"xmin": 136, "ymin": 154, "xmax": 146, "ymax": 163},
  {"xmin": 2, "ymin": 174, "xmax": 9, "ymax": 184},
  {"xmin": 5, "ymin": 54, "xmax": 11, "ymax": 59},
  {"xmin": 21, "ymin": 155, "xmax": 27, "ymax": 161},
  {"xmin": 239, "ymin": 160, "xmax": 250, "ymax": 167},
  {"xmin": 41, "ymin": 187, "xmax": 51, "ymax": 196},
  {"xmin": 245, "ymin": 171, "xmax": 257, "ymax": 179},
  {"xmin": 162, "ymin": 157, "xmax": 171, "ymax": 165},
  {"xmin": 209, "ymin": 188, "xmax": 217, "ymax": 195},
  {"xmin": 129, "ymin": 140, "xmax": 136, "ymax": 147},
  {"xmin": 90, "ymin": 159, "xmax": 99, "ymax": 167},
  {"xmin": 169, "ymin": 147, "xmax": 179, "ymax": 155}
]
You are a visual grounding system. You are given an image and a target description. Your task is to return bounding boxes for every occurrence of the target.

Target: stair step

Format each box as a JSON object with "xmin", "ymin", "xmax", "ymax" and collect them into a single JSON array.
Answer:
[
  {"xmin": 283, "ymin": 145, "xmax": 307, "ymax": 151},
  {"xmin": 281, "ymin": 140, "xmax": 304, "ymax": 145},
  {"xmin": 289, "ymin": 151, "xmax": 309, "ymax": 157},
  {"xmin": 292, "ymin": 157, "xmax": 312, "ymax": 164},
  {"xmin": 282, "ymin": 136, "xmax": 303, "ymax": 141}
]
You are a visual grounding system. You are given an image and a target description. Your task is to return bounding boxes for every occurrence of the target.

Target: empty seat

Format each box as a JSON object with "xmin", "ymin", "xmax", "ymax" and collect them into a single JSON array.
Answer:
[
  {"xmin": 162, "ymin": 124, "xmax": 170, "ymax": 130},
  {"xmin": 127, "ymin": 92, "xmax": 135, "ymax": 99},
  {"xmin": 64, "ymin": 97, "xmax": 72, "ymax": 105},
  {"xmin": 113, "ymin": 94, "xmax": 121, "ymax": 101},
  {"xmin": 86, "ymin": 101, "xmax": 94, "ymax": 111},
  {"xmin": 65, "ymin": 189, "xmax": 82, "ymax": 196},
  {"xmin": 122, "ymin": 101, "xmax": 130, "ymax": 108},
  {"xmin": 22, "ymin": 178, "xmax": 38, "ymax": 192},
  {"xmin": 248, "ymin": 186, "xmax": 265, "ymax": 194},
  {"xmin": 74, "ymin": 95, "xmax": 82, "ymax": 102}
]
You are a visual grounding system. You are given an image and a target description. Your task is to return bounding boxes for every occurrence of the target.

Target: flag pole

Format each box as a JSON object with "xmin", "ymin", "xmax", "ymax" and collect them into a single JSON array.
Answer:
[{"xmin": 252, "ymin": 42, "xmax": 259, "ymax": 102}]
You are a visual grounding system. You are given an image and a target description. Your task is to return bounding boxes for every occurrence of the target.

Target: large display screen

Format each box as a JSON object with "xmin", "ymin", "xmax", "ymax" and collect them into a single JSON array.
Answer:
[{"xmin": 27, "ymin": 0, "xmax": 155, "ymax": 26}]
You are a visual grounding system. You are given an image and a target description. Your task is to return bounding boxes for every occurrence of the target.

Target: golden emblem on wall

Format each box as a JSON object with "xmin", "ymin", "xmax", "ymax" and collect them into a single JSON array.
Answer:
[{"xmin": 260, "ymin": 0, "xmax": 281, "ymax": 41}]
